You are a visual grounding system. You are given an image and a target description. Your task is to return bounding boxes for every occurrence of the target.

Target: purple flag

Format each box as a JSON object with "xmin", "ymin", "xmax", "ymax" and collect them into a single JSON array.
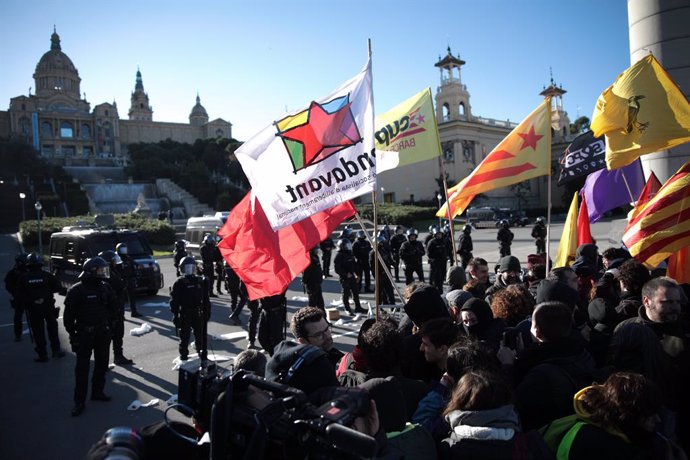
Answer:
[{"xmin": 582, "ymin": 160, "xmax": 645, "ymax": 223}]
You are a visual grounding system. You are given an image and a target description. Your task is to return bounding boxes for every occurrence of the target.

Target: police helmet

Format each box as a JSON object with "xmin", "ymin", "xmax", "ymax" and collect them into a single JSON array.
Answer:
[
  {"xmin": 79, "ymin": 257, "xmax": 110, "ymax": 279},
  {"xmin": 463, "ymin": 224, "xmax": 472, "ymax": 234},
  {"xmin": 377, "ymin": 230, "xmax": 388, "ymax": 240},
  {"xmin": 536, "ymin": 217, "xmax": 545, "ymax": 224},
  {"xmin": 501, "ymin": 220, "xmax": 509, "ymax": 228},
  {"xmin": 377, "ymin": 235, "xmax": 386, "ymax": 245},
  {"xmin": 406, "ymin": 228, "xmax": 418, "ymax": 237},
  {"xmin": 336, "ymin": 238, "xmax": 352, "ymax": 251},
  {"xmin": 15, "ymin": 253, "xmax": 29, "ymax": 267},
  {"xmin": 98, "ymin": 250, "xmax": 122, "ymax": 266},
  {"xmin": 356, "ymin": 230, "xmax": 366, "ymax": 239},
  {"xmin": 180, "ymin": 255, "xmax": 197, "ymax": 276},
  {"xmin": 382, "ymin": 225, "xmax": 391, "ymax": 234},
  {"xmin": 428, "ymin": 225, "xmax": 438, "ymax": 233},
  {"xmin": 442, "ymin": 224, "xmax": 450, "ymax": 234},
  {"xmin": 431, "ymin": 227, "xmax": 440, "ymax": 236},
  {"xmin": 26, "ymin": 252, "xmax": 43, "ymax": 267},
  {"xmin": 175, "ymin": 240, "xmax": 187, "ymax": 250},
  {"xmin": 203, "ymin": 234, "xmax": 216, "ymax": 246},
  {"xmin": 115, "ymin": 243, "xmax": 128, "ymax": 256}
]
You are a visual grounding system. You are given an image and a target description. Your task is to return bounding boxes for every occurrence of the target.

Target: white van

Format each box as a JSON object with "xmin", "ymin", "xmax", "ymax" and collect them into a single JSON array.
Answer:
[{"xmin": 184, "ymin": 216, "xmax": 224, "ymax": 257}]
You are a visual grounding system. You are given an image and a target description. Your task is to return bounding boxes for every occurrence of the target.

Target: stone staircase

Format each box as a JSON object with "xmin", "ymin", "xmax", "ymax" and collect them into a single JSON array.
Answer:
[{"xmin": 156, "ymin": 179, "xmax": 214, "ymax": 218}]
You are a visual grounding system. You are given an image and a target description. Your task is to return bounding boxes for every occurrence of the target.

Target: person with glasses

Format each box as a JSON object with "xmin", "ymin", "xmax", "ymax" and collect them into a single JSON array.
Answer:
[{"xmin": 290, "ymin": 306, "xmax": 343, "ymax": 368}]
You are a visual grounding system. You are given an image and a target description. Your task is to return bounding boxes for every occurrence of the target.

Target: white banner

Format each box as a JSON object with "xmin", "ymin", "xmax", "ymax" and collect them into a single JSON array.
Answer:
[{"xmin": 234, "ymin": 58, "xmax": 375, "ymax": 230}]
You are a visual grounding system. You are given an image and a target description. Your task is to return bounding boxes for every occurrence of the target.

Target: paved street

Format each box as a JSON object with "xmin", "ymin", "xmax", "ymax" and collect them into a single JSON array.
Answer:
[{"xmin": 0, "ymin": 220, "xmax": 626, "ymax": 459}]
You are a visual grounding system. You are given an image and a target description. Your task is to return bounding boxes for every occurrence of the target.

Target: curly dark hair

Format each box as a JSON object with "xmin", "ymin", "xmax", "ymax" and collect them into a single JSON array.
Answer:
[
  {"xmin": 360, "ymin": 320, "xmax": 401, "ymax": 373},
  {"xmin": 579, "ymin": 372, "xmax": 662, "ymax": 436},
  {"xmin": 490, "ymin": 284, "xmax": 535, "ymax": 326},
  {"xmin": 289, "ymin": 306, "xmax": 325, "ymax": 340},
  {"xmin": 618, "ymin": 259, "xmax": 651, "ymax": 295}
]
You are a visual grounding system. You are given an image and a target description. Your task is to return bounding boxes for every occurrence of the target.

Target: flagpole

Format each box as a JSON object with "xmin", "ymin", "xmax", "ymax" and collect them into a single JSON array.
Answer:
[
  {"xmin": 620, "ymin": 170, "xmax": 636, "ymax": 202},
  {"xmin": 367, "ymin": 38, "xmax": 379, "ymax": 321},
  {"xmin": 546, "ymin": 170, "xmax": 552, "ymax": 270}
]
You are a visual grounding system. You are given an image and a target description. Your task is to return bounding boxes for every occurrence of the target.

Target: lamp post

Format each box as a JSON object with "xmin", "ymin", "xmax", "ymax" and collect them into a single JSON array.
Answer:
[
  {"xmin": 34, "ymin": 201, "xmax": 43, "ymax": 256},
  {"xmin": 436, "ymin": 193, "xmax": 443, "ymax": 228},
  {"xmin": 19, "ymin": 192, "xmax": 26, "ymax": 222}
]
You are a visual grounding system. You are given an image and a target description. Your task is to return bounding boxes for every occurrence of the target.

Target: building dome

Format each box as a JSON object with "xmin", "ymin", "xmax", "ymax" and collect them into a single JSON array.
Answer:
[
  {"xmin": 33, "ymin": 29, "xmax": 81, "ymax": 99},
  {"xmin": 189, "ymin": 94, "xmax": 209, "ymax": 126}
]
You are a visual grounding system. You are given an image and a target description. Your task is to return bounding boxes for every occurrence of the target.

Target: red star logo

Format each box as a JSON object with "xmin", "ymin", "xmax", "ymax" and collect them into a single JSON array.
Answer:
[
  {"xmin": 517, "ymin": 125, "xmax": 543, "ymax": 151},
  {"xmin": 279, "ymin": 100, "xmax": 360, "ymax": 167}
]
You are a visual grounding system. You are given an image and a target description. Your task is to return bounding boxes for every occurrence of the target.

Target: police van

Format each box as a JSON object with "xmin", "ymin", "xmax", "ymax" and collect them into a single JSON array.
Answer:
[
  {"xmin": 184, "ymin": 215, "xmax": 224, "ymax": 257},
  {"xmin": 49, "ymin": 228, "xmax": 164, "ymax": 296}
]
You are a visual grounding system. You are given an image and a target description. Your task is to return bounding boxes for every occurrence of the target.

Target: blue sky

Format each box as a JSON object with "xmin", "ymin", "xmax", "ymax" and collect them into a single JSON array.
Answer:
[{"xmin": 0, "ymin": 0, "xmax": 630, "ymax": 141}]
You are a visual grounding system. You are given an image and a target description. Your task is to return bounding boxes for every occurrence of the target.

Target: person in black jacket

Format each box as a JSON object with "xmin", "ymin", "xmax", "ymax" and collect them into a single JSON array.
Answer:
[
  {"xmin": 222, "ymin": 260, "xmax": 241, "ymax": 313},
  {"xmin": 64, "ymin": 257, "xmax": 119, "ymax": 416},
  {"xmin": 169, "ymin": 256, "xmax": 210, "ymax": 361},
  {"xmin": 456, "ymin": 224, "xmax": 473, "ymax": 269},
  {"xmin": 4, "ymin": 253, "xmax": 29, "ymax": 342},
  {"xmin": 352, "ymin": 230, "xmax": 373, "ymax": 293},
  {"xmin": 389, "ymin": 226, "xmax": 407, "ymax": 283},
  {"xmin": 399, "ymin": 228, "xmax": 425, "ymax": 284},
  {"xmin": 98, "ymin": 250, "xmax": 133, "ymax": 366},
  {"xmin": 427, "ymin": 228, "xmax": 448, "ymax": 293},
  {"xmin": 199, "ymin": 235, "xmax": 218, "ymax": 298},
  {"xmin": 319, "ymin": 238, "xmax": 335, "ymax": 278},
  {"xmin": 531, "ymin": 217, "xmax": 546, "ymax": 254},
  {"xmin": 497, "ymin": 220, "xmax": 514, "ymax": 258},
  {"xmin": 333, "ymin": 238, "xmax": 365, "ymax": 315},
  {"xmin": 369, "ymin": 236, "xmax": 396, "ymax": 306},
  {"xmin": 302, "ymin": 247, "xmax": 325, "ymax": 310},
  {"xmin": 16, "ymin": 253, "xmax": 64, "ymax": 362},
  {"xmin": 115, "ymin": 243, "xmax": 141, "ymax": 317},
  {"xmin": 172, "ymin": 240, "xmax": 187, "ymax": 277}
]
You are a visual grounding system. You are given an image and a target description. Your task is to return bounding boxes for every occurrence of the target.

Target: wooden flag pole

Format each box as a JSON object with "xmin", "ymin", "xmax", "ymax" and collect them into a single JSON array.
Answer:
[{"xmin": 371, "ymin": 191, "xmax": 380, "ymax": 320}]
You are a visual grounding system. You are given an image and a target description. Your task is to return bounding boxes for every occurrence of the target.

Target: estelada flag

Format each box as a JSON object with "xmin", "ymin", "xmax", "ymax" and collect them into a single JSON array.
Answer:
[
  {"xmin": 667, "ymin": 246, "xmax": 690, "ymax": 284},
  {"xmin": 591, "ymin": 54, "xmax": 690, "ymax": 170},
  {"xmin": 375, "ymin": 88, "xmax": 441, "ymax": 173},
  {"xmin": 555, "ymin": 192, "xmax": 579, "ymax": 268},
  {"xmin": 628, "ymin": 171, "xmax": 662, "ymax": 220},
  {"xmin": 233, "ymin": 57, "xmax": 373, "ymax": 230},
  {"xmin": 622, "ymin": 160, "xmax": 690, "ymax": 269},
  {"xmin": 218, "ymin": 192, "xmax": 355, "ymax": 300},
  {"xmin": 436, "ymin": 99, "xmax": 551, "ymax": 219},
  {"xmin": 436, "ymin": 177, "xmax": 474, "ymax": 219}
]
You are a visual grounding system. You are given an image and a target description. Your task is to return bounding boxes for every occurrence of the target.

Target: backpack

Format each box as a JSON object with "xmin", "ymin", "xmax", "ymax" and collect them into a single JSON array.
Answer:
[{"xmin": 538, "ymin": 414, "xmax": 586, "ymax": 460}]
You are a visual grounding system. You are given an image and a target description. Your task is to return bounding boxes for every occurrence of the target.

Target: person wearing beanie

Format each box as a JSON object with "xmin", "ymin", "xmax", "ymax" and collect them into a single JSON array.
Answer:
[
  {"xmin": 484, "ymin": 256, "xmax": 522, "ymax": 303},
  {"xmin": 446, "ymin": 289, "xmax": 474, "ymax": 322}
]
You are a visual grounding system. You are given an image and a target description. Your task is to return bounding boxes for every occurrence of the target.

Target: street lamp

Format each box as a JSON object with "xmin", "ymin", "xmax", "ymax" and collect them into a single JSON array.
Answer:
[
  {"xmin": 436, "ymin": 193, "xmax": 443, "ymax": 228},
  {"xmin": 19, "ymin": 192, "xmax": 26, "ymax": 222},
  {"xmin": 34, "ymin": 201, "xmax": 43, "ymax": 256}
]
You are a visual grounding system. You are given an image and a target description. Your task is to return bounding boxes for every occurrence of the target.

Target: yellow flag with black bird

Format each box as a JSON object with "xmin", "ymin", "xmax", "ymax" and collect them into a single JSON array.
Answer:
[{"xmin": 591, "ymin": 55, "xmax": 690, "ymax": 170}]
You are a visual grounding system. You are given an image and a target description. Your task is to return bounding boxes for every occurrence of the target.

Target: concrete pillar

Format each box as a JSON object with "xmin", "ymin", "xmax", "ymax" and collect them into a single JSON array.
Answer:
[{"xmin": 628, "ymin": 0, "xmax": 690, "ymax": 182}]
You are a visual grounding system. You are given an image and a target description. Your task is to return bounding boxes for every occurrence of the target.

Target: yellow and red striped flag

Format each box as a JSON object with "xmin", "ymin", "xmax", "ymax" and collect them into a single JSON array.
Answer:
[
  {"xmin": 437, "ymin": 99, "xmax": 551, "ymax": 219},
  {"xmin": 668, "ymin": 246, "xmax": 690, "ymax": 284},
  {"xmin": 622, "ymin": 160, "xmax": 690, "ymax": 269}
]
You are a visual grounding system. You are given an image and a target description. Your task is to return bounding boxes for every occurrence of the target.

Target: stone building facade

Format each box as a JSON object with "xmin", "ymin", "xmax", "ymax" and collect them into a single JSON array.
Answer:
[
  {"xmin": 1, "ymin": 29, "xmax": 232, "ymax": 166},
  {"xmin": 376, "ymin": 47, "xmax": 571, "ymax": 211}
]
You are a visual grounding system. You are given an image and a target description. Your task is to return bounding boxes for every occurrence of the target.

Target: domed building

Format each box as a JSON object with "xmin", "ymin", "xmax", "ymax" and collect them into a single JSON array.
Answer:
[{"xmin": 0, "ymin": 29, "xmax": 233, "ymax": 166}]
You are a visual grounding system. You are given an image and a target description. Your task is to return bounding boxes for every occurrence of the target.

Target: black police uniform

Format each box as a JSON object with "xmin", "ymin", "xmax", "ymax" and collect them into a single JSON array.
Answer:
[
  {"xmin": 457, "ymin": 231, "xmax": 474, "ymax": 269},
  {"xmin": 369, "ymin": 246, "xmax": 395, "ymax": 306},
  {"xmin": 497, "ymin": 226, "xmax": 514, "ymax": 257},
  {"xmin": 64, "ymin": 276, "xmax": 118, "ymax": 408},
  {"xmin": 399, "ymin": 237, "xmax": 425, "ymax": 284},
  {"xmin": 258, "ymin": 293, "xmax": 287, "ymax": 356},
  {"xmin": 213, "ymin": 245, "xmax": 224, "ymax": 295},
  {"xmin": 199, "ymin": 242, "xmax": 217, "ymax": 298},
  {"xmin": 118, "ymin": 254, "xmax": 140, "ymax": 317},
  {"xmin": 223, "ymin": 261, "xmax": 241, "ymax": 312},
  {"xmin": 302, "ymin": 251, "xmax": 325, "ymax": 310},
  {"xmin": 173, "ymin": 247, "xmax": 187, "ymax": 277},
  {"xmin": 229, "ymin": 281, "xmax": 261, "ymax": 347},
  {"xmin": 389, "ymin": 232, "xmax": 407, "ymax": 282},
  {"xmin": 16, "ymin": 264, "xmax": 63, "ymax": 360},
  {"xmin": 4, "ymin": 259, "xmax": 27, "ymax": 341},
  {"xmin": 426, "ymin": 235, "xmax": 448, "ymax": 293},
  {"xmin": 169, "ymin": 272, "xmax": 210, "ymax": 360},
  {"xmin": 352, "ymin": 237, "xmax": 372, "ymax": 292},
  {"xmin": 105, "ymin": 268, "xmax": 129, "ymax": 363},
  {"xmin": 319, "ymin": 238, "xmax": 335, "ymax": 277},
  {"xmin": 334, "ymin": 248, "xmax": 364, "ymax": 314},
  {"xmin": 532, "ymin": 222, "xmax": 547, "ymax": 254}
]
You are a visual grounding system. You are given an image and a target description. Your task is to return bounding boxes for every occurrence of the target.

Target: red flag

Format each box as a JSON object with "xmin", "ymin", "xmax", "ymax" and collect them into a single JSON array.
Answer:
[
  {"xmin": 218, "ymin": 193, "xmax": 355, "ymax": 300},
  {"xmin": 629, "ymin": 171, "xmax": 662, "ymax": 220},
  {"xmin": 577, "ymin": 193, "xmax": 593, "ymax": 245}
]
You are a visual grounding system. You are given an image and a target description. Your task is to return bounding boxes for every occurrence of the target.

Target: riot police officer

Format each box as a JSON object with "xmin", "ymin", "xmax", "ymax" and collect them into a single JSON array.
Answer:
[
  {"xmin": 302, "ymin": 247, "xmax": 325, "ymax": 310},
  {"xmin": 199, "ymin": 234, "xmax": 218, "ymax": 298},
  {"xmin": 16, "ymin": 253, "xmax": 64, "ymax": 361},
  {"xmin": 222, "ymin": 260, "xmax": 241, "ymax": 314},
  {"xmin": 173, "ymin": 240, "xmax": 188, "ymax": 277},
  {"xmin": 532, "ymin": 217, "xmax": 547, "ymax": 254},
  {"xmin": 64, "ymin": 257, "xmax": 119, "ymax": 416},
  {"xmin": 426, "ymin": 228, "xmax": 448, "ymax": 293},
  {"xmin": 115, "ymin": 243, "xmax": 141, "ymax": 317},
  {"xmin": 389, "ymin": 225, "xmax": 407, "ymax": 282},
  {"xmin": 169, "ymin": 256, "xmax": 210, "ymax": 361},
  {"xmin": 333, "ymin": 238, "xmax": 365, "ymax": 315},
  {"xmin": 98, "ymin": 250, "xmax": 133, "ymax": 366},
  {"xmin": 352, "ymin": 230, "xmax": 372, "ymax": 292},
  {"xmin": 457, "ymin": 224, "xmax": 474, "ymax": 269},
  {"xmin": 319, "ymin": 238, "xmax": 335, "ymax": 278},
  {"xmin": 497, "ymin": 220, "xmax": 514, "ymax": 257},
  {"xmin": 257, "ymin": 292, "xmax": 287, "ymax": 356},
  {"xmin": 4, "ymin": 253, "xmax": 28, "ymax": 342},
  {"xmin": 399, "ymin": 228, "xmax": 425, "ymax": 284},
  {"xmin": 369, "ymin": 235, "xmax": 395, "ymax": 306}
]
